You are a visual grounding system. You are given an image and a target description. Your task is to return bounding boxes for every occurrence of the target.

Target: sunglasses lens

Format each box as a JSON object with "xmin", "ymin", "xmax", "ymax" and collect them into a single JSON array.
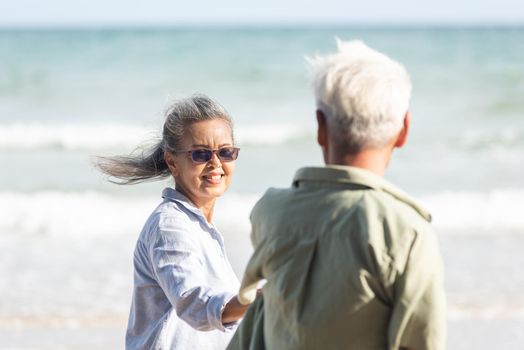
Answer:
[
  {"xmin": 188, "ymin": 147, "xmax": 239, "ymax": 163},
  {"xmin": 217, "ymin": 147, "xmax": 238, "ymax": 161},
  {"xmin": 191, "ymin": 149, "xmax": 212, "ymax": 163}
]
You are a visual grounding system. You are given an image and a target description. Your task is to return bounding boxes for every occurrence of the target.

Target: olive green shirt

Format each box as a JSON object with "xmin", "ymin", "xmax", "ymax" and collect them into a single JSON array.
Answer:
[{"xmin": 231, "ymin": 166, "xmax": 446, "ymax": 350}]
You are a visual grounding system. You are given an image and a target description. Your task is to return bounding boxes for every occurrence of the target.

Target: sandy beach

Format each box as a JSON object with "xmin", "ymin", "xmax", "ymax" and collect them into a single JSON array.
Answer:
[{"xmin": 2, "ymin": 231, "xmax": 524, "ymax": 349}]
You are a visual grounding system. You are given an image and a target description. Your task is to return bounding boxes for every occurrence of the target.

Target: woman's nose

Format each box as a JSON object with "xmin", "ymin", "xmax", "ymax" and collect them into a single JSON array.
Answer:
[{"xmin": 208, "ymin": 152, "xmax": 222, "ymax": 167}]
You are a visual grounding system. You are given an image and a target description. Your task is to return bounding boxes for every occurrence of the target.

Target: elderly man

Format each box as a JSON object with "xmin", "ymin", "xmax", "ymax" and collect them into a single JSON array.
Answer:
[{"xmin": 228, "ymin": 40, "xmax": 446, "ymax": 350}]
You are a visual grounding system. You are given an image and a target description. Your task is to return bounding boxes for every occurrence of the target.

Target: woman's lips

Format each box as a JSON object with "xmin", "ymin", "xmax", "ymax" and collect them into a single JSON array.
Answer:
[{"xmin": 203, "ymin": 173, "xmax": 223, "ymax": 184}]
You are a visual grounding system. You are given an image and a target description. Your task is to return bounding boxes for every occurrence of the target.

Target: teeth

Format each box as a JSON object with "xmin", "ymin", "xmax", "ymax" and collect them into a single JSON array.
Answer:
[{"xmin": 208, "ymin": 175, "xmax": 221, "ymax": 180}]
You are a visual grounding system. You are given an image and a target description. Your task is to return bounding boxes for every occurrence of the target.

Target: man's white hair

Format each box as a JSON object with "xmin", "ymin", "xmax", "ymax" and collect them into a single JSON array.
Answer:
[{"xmin": 308, "ymin": 39, "xmax": 412, "ymax": 153}]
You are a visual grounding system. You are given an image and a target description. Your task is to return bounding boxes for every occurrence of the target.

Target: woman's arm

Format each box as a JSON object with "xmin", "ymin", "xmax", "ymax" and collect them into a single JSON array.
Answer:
[{"xmin": 150, "ymin": 226, "xmax": 237, "ymax": 331}]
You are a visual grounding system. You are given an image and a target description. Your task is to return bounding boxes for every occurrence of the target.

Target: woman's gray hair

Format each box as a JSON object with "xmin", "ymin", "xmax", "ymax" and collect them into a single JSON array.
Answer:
[
  {"xmin": 95, "ymin": 94, "xmax": 234, "ymax": 184},
  {"xmin": 307, "ymin": 39, "xmax": 412, "ymax": 153}
]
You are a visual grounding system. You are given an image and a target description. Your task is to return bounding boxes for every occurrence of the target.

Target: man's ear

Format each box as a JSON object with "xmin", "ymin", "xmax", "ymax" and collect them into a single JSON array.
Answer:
[
  {"xmin": 164, "ymin": 151, "xmax": 178, "ymax": 177},
  {"xmin": 316, "ymin": 110, "xmax": 328, "ymax": 147},
  {"xmin": 394, "ymin": 111, "xmax": 410, "ymax": 148}
]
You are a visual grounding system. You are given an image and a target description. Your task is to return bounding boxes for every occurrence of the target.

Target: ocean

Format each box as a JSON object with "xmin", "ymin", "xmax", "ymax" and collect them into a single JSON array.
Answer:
[{"xmin": 1, "ymin": 26, "xmax": 523, "ymax": 349}]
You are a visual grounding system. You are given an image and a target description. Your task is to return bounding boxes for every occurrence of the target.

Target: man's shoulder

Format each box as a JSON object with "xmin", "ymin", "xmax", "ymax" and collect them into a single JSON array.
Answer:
[
  {"xmin": 350, "ymin": 190, "xmax": 437, "ymax": 272},
  {"xmin": 251, "ymin": 187, "xmax": 293, "ymax": 215},
  {"xmin": 370, "ymin": 189, "xmax": 431, "ymax": 228},
  {"xmin": 260, "ymin": 186, "xmax": 292, "ymax": 200},
  {"xmin": 251, "ymin": 180, "xmax": 430, "ymax": 226}
]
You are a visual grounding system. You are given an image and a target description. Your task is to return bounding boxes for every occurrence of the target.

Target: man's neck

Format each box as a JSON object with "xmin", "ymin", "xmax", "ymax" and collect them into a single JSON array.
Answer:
[{"xmin": 328, "ymin": 147, "xmax": 393, "ymax": 176}]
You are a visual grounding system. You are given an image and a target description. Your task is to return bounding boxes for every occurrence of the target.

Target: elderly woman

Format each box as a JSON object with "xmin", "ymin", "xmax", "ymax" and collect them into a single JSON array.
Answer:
[{"xmin": 96, "ymin": 94, "xmax": 248, "ymax": 349}]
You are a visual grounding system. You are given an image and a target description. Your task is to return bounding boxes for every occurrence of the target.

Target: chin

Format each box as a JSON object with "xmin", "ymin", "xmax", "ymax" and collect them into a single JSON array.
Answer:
[{"xmin": 204, "ymin": 187, "xmax": 228, "ymax": 199}]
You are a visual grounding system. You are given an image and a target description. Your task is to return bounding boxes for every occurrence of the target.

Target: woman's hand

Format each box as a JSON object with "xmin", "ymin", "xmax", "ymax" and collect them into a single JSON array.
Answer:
[
  {"xmin": 222, "ymin": 290, "xmax": 262, "ymax": 324},
  {"xmin": 221, "ymin": 294, "xmax": 251, "ymax": 324}
]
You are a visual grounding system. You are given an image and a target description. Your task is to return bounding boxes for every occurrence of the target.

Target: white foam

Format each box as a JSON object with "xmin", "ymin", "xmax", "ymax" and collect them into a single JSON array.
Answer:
[
  {"xmin": 460, "ymin": 127, "xmax": 524, "ymax": 150},
  {"xmin": 0, "ymin": 122, "xmax": 313, "ymax": 151},
  {"xmin": 0, "ymin": 191, "xmax": 157, "ymax": 237},
  {"xmin": 1, "ymin": 189, "xmax": 523, "ymax": 238},
  {"xmin": 0, "ymin": 191, "xmax": 259, "ymax": 237},
  {"xmin": 0, "ymin": 123, "xmax": 156, "ymax": 151},
  {"xmin": 420, "ymin": 189, "xmax": 524, "ymax": 233}
]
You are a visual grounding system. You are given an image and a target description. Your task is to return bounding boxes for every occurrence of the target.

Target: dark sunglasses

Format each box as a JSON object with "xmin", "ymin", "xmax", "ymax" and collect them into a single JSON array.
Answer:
[{"xmin": 175, "ymin": 147, "xmax": 240, "ymax": 164}]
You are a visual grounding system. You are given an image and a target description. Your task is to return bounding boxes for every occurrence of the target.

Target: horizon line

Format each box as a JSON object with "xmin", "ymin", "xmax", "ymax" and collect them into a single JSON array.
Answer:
[{"xmin": 0, "ymin": 19, "xmax": 523, "ymax": 30}]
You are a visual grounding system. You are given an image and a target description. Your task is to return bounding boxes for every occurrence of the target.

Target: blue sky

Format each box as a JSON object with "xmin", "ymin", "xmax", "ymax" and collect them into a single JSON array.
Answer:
[{"xmin": 1, "ymin": 0, "xmax": 523, "ymax": 26}]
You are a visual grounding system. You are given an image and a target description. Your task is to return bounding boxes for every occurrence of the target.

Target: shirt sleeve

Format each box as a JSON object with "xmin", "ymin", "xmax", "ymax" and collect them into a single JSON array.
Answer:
[
  {"xmin": 387, "ymin": 227, "xmax": 447, "ymax": 350},
  {"xmin": 149, "ymin": 220, "xmax": 237, "ymax": 332},
  {"xmin": 237, "ymin": 242, "xmax": 266, "ymax": 305}
]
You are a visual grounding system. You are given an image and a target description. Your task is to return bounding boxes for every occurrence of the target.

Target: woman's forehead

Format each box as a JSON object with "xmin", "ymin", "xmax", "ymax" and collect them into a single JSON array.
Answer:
[{"xmin": 183, "ymin": 119, "xmax": 233, "ymax": 145}]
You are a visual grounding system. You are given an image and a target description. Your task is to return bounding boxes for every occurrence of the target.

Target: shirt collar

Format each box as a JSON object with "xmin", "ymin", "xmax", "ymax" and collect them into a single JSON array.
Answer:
[
  {"xmin": 161, "ymin": 187, "xmax": 214, "ymax": 225},
  {"xmin": 293, "ymin": 165, "xmax": 432, "ymax": 222}
]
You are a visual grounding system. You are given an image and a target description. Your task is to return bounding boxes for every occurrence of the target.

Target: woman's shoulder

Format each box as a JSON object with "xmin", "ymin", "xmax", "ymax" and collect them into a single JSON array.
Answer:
[
  {"xmin": 139, "ymin": 200, "xmax": 197, "ymax": 244},
  {"xmin": 156, "ymin": 200, "xmax": 193, "ymax": 229}
]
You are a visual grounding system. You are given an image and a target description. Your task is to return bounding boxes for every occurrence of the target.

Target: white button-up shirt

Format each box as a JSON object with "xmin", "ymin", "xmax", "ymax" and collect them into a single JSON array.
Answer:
[{"xmin": 126, "ymin": 188, "xmax": 240, "ymax": 350}]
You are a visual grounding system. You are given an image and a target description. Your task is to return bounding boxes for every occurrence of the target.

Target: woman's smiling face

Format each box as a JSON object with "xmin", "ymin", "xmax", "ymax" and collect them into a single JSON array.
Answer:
[{"xmin": 166, "ymin": 119, "xmax": 236, "ymax": 209}]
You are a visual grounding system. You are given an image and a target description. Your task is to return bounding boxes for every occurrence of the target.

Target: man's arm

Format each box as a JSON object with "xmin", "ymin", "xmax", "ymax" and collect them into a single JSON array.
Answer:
[
  {"xmin": 388, "ymin": 227, "xmax": 446, "ymax": 350},
  {"xmin": 237, "ymin": 243, "xmax": 266, "ymax": 305}
]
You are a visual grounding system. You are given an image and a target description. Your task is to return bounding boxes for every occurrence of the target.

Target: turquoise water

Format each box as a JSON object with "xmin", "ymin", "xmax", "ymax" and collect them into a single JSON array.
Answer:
[
  {"xmin": 1, "ymin": 27, "xmax": 524, "ymax": 349},
  {"xmin": 1, "ymin": 27, "xmax": 524, "ymax": 194}
]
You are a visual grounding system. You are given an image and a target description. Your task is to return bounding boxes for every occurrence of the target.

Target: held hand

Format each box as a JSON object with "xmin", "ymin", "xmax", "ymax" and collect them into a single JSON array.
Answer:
[
  {"xmin": 221, "ymin": 294, "xmax": 251, "ymax": 324},
  {"xmin": 222, "ymin": 290, "xmax": 262, "ymax": 324}
]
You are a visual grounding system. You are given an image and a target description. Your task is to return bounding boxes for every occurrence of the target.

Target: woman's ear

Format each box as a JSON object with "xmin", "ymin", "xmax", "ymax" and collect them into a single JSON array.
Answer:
[
  {"xmin": 164, "ymin": 151, "xmax": 178, "ymax": 177},
  {"xmin": 394, "ymin": 111, "xmax": 410, "ymax": 149}
]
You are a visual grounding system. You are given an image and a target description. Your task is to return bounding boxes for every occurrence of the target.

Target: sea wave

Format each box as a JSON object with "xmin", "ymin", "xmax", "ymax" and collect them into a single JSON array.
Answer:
[
  {"xmin": 1, "ymin": 189, "xmax": 524, "ymax": 237},
  {"xmin": 0, "ymin": 123, "xmax": 155, "ymax": 152},
  {"xmin": 0, "ymin": 191, "xmax": 258, "ymax": 237},
  {"xmin": 458, "ymin": 127, "xmax": 524, "ymax": 151},
  {"xmin": 4, "ymin": 122, "xmax": 523, "ymax": 153},
  {"xmin": 0, "ymin": 123, "xmax": 313, "ymax": 151},
  {"xmin": 420, "ymin": 189, "xmax": 524, "ymax": 233}
]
